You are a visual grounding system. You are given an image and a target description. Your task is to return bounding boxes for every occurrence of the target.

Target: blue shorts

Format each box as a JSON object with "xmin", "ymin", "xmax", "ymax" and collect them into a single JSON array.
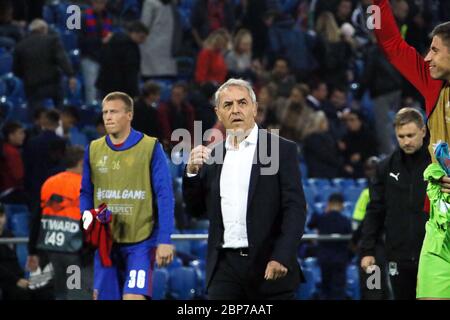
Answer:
[{"xmin": 93, "ymin": 238, "xmax": 156, "ymax": 300}]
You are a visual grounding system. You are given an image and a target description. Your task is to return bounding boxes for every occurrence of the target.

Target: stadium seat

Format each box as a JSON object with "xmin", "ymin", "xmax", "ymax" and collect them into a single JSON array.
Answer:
[
  {"xmin": 152, "ymin": 268, "xmax": 169, "ymax": 300},
  {"xmin": 355, "ymin": 178, "xmax": 368, "ymax": 188},
  {"xmin": 190, "ymin": 240, "xmax": 207, "ymax": 260},
  {"xmin": 10, "ymin": 212, "xmax": 29, "ymax": 237},
  {"xmin": 2, "ymin": 73, "xmax": 26, "ymax": 105},
  {"xmin": 346, "ymin": 264, "xmax": 361, "ymax": 300},
  {"xmin": 302, "ymin": 257, "xmax": 322, "ymax": 285},
  {"xmin": 167, "ymin": 256, "xmax": 183, "ymax": 271},
  {"xmin": 302, "ymin": 185, "xmax": 316, "ymax": 209},
  {"xmin": 306, "ymin": 178, "xmax": 331, "ymax": 189},
  {"xmin": 188, "ymin": 259, "xmax": 206, "ymax": 298},
  {"xmin": 343, "ymin": 186, "xmax": 364, "ymax": 203},
  {"xmin": 299, "ymin": 161, "xmax": 308, "ymax": 180},
  {"xmin": 297, "ymin": 267, "xmax": 316, "ymax": 300},
  {"xmin": 313, "ymin": 202, "xmax": 326, "ymax": 214},
  {"xmin": 314, "ymin": 185, "xmax": 341, "ymax": 203},
  {"xmin": 174, "ymin": 240, "xmax": 191, "ymax": 255},
  {"xmin": 4, "ymin": 204, "xmax": 29, "ymax": 232},
  {"xmin": 331, "ymin": 178, "xmax": 355, "ymax": 189},
  {"xmin": 0, "ymin": 49, "xmax": 12, "ymax": 76},
  {"xmin": 16, "ymin": 244, "xmax": 28, "ymax": 270},
  {"xmin": 0, "ymin": 97, "xmax": 13, "ymax": 125},
  {"xmin": 169, "ymin": 266, "xmax": 197, "ymax": 300},
  {"xmin": 60, "ymin": 30, "xmax": 79, "ymax": 52}
]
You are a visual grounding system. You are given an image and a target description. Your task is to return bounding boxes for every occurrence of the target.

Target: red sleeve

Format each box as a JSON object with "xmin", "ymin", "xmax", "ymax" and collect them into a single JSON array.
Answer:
[
  {"xmin": 195, "ymin": 49, "xmax": 210, "ymax": 84},
  {"xmin": 372, "ymin": 0, "xmax": 442, "ymax": 114}
]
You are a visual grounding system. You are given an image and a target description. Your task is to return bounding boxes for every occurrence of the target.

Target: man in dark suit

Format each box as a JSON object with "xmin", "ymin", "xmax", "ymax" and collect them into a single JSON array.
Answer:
[
  {"xmin": 183, "ymin": 78, "xmax": 306, "ymax": 299},
  {"xmin": 12, "ymin": 19, "xmax": 76, "ymax": 110}
]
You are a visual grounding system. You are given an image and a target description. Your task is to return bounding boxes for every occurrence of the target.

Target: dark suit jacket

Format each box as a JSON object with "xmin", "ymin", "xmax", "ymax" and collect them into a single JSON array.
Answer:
[
  {"xmin": 183, "ymin": 129, "xmax": 306, "ymax": 296},
  {"xmin": 13, "ymin": 33, "xmax": 74, "ymax": 89}
]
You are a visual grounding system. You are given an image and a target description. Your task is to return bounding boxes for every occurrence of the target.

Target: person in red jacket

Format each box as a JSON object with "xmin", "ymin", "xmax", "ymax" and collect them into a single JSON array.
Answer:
[
  {"xmin": 195, "ymin": 28, "xmax": 230, "ymax": 86},
  {"xmin": 0, "ymin": 121, "xmax": 26, "ymax": 204},
  {"xmin": 371, "ymin": 0, "xmax": 450, "ymax": 300}
]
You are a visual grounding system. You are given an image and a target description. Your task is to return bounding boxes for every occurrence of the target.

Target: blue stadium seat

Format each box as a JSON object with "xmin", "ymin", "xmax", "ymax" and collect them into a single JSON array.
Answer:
[
  {"xmin": 16, "ymin": 244, "xmax": 28, "ymax": 270},
  {"xmin": 2, "ymin": 74, "xmax": 26, "ymax": 105},
  {"xmin": 4, "ymin": 204, "xmax": 29, "ymax": 232},
  {"xmin": 297, "ymin": 267, "xmax": 315, "ymax": 300},
  {"xmin": 306, "ymin": 178, "xmax": 331, "ymax": 189},
  {"xmin": 302, "ymin": 185, "xmax": 316, "ymax": 209},
  {"xmin": 355, "ymin": 178, "xmax": 368, "ymax": 188},
  {"xmin": 60, "ymin": 30, "xmax": 79, "ymax": 52},
  {"xmin": 343, "ymin": 186, "xmax": 364, "ymax": 203},
  {"xmin": 178, "ymin": 7, "xmax": 192, "ymax": 31},
  {"xmin": 152, "ymin": 267, "xmax": 169, "ymax": 300},
  {"xmin": 10, "ymin": 212, "xmax": 29, "ymax": 237},
  {"xmin": 188, "ymin": 259, "xmax": 206, "ymax": 298},
  {"xmin": 190, "ymin": 240, "xmax": 207, "ymax": 260},
  {"xmin": 0, "ymin": 49, "xmax": 12, "ymax": 76},
  {"xmin": 313, "ymin": 202, "xmax": 326, "ymax": 214},
  {"xmin": 346, "ymin": 264, "xmax": 360, "ymax": 300},
  {"xmin": 331, "ymin": 178, "xmax": 355, "ymax": 189},
  {"xmin": 299, "ymin": 161, "xmax": 308, "ymax": 180},
  {"xmin": 169, "ymin": 266, "xmax": 197, "ymax": 300},
  {"xmin": 174, "ymin": 240, "xmax": 191, "ymax": 255},
  {"xmin": 314, "ymin": 185, "xmax": 341, "ymax": 203},
  {"xmin": 167, "ymin": 256, "xmax": 183, "ymax": 270},
  {"xmin": 0, "ymin": 97, "xmax": 13, "ymax": 125},
  {"xmin": 302, "ymin": 257, "xmax": 321, "ymax": 285}
]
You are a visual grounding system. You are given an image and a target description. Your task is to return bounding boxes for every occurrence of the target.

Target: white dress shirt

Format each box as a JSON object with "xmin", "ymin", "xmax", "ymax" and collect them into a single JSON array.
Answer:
[{"xmin": 220, "ymin": 124, "xmax": 258, "ymax": 248}]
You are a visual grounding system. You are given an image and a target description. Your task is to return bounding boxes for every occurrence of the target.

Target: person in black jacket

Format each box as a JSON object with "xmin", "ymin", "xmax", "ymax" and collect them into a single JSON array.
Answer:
[
  {"xmin": 183, "ymin": 78, "xmax": 306, "ymax": 300},
  {"xmin": 308, "ymin": 193, "xmax": 352, "ymax": 300},
  {"xmin": 360, "ymin": 107, "xmax": 430, "ymax": 300},
  {"xmin": 96, "ymin": 20, "xmax": 149, "ymax": 99},
  {"xmin": 12, "ymin": 19, "xmax": 76, "ymax": 110},
  {"xmin": 131, "ymin": 81, "xmax": 161, "ymax": 138}
]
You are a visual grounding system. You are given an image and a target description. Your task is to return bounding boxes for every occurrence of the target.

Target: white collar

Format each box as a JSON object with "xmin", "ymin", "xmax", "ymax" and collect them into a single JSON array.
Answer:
[{"xmin": 225, "ymin": 123, "xmax": 258, "ymax": 150}]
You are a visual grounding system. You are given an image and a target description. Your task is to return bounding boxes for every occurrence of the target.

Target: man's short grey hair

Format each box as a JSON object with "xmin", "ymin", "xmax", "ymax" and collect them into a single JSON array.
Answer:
[
  {"xmin": 29, "ymin": 19, "xmax": 48, "ymax": 33},
  {"xmin": 214, "ymin": 78, "xmax": 257, "ymax": 106}
]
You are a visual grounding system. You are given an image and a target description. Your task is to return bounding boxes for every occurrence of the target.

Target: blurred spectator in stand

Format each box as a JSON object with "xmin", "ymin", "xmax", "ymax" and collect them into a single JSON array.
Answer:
[
  {"xmin": 194, "ymin": 28, "xmax": 230, "ymax": 86},
  {"xmin": 267, "ymin": 13, "xmax": 318, "ymax": 81},
  {"xmin": 261, "ymin": 57, "xmax": 296, "ymax": 98},
  {"xmin": 131, "ymin": 81, "xmax": 161, "ymax": 138},
  {"xmin": 0, "ymin": 205, "xmax": 53, "ymax": 300},
  {"xmin": 278, "ymin": 84, "xmax": 316, "ymax": 144},
  {"xmin": 306, "ymin": 80, "xmax": 328, "ymax": 112},
  {"xmin": 0, "ymin": 121, "xmax": 26, "ymax": 204},
  {"xmin": 314, "ymin": 11, "xmax": 353, "ymax": 89},
  {"xmin": 322, "ymin": 86, "xmax": 349, "ymax": 140},
  {"xmin": 60, "ymin": 106, "xmax": 88, "ymax": 147},
  {"xmin": 140, "ymin": 0, "xmax": 182, "ymax": 79},
  {"xmin": 350, "ymin": 0, "xmax": 373, "ymax": 49},
  {"xmin": 23, "ymin": 109, "xmax": 67, "ymax": 217},
  {"xmin": 95, "ymin": 114, "xmax": 106, "ymax": 138},
  {"xmin": 189, "ymin": 82, "xmax": 218, "ymax": 136},
  {"xmin": 158, "ymin": 82, "xmax": 195, "ymax": 151},
  {"xmin": 356, "ymin": 35, "xmax": 403, "ymax": 156},
  {"xmin": 350, "ymin": 156, "xmax": 391, "ymax": 300},
  {"xmin": 308, "ymin": 193, "xmax": 352, "ymax": 300},
  {"xmin": 340, "ymin": 109, "xmax": 378, "ymax": 178},
  {"xmin": 334, "ymin": 0, "xmax": 353, "ymax": 26},
  {"xmin": 0, "ymin": 0, "xmax": 24, "ymax": 49},
  {"xmin": 13, "ymin": 19, "xmax": 76, "ymax": 110},
  {"xmin": 96, "ymin": 20, "xmax": 149, "ymax": 99},
  {"xmin": 79, "ymin": 0, "xmax": 113, "ymax": 105},
  {"xmin": 303, "ymin": 111, "xmax": 343, "ymax": 179},
  {"xmin": 255, "ymin": 83, "xmax": 279, "ymax": 129},
  {"xmin": 190, "ymin": 0, "xmax": 235, "ymax": 49},
  {"xmin": 241, "ymin": 1, "xmax": 272, "ymax": 60},
  {"xmin": 225, "ymin": 28, "xmax": 256, "ymax": 81}
]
